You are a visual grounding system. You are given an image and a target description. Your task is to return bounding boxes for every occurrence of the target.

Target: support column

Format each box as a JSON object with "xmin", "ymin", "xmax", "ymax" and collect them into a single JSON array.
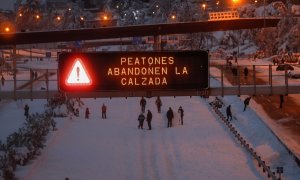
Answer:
[
  {"xmin": 46, "ymin": 69, "xmax": 49, "ymax": 99},
  {"xmin": 285, "ymin": 67, "xmax": 289, "ymax": 95},
  {"xmin": 269, "ymin": 64, "xmax": 272, "ymax": 95},
  {"xmin": 237, "ymin": 65, "xmax": 240, "ymax": 96},
  {"xmin": 253, "ymin": 65, "xmax": 256, "ymax": 96},
  {"xmin": 13, "ymin": 45, "xmax": 17, "ymax": 100},
  {"xmin": 221, "ymin": 65, "xmax": 224, "ymax": 97},
  {"xmin": 154, "ymin": 35, "xmax": 160, "ymax": 51}
]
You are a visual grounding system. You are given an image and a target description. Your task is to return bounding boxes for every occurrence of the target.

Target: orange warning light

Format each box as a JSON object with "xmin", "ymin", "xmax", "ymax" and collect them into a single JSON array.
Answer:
[{"xmin": 66, "ymin": 58, "xmax": 92, "ymax": 86}]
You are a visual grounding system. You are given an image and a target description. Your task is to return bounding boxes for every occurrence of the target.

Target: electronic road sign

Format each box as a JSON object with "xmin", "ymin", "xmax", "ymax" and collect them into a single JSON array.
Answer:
[{"xmin": 58, "ymin": 51, "xmax": 209, "ymax": 92}]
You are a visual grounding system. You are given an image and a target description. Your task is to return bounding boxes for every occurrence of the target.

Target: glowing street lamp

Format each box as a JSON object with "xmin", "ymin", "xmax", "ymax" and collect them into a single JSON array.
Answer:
[
  {"xmin": 171, "ymin": 15, "xmax": 176, "ymax": 20},
  {"xmin": 202, "ymin": 3, "xmax": 206, "ymax": 11},
  {"xmin": 35, "ymin": 14, "xmax": 40, "ymax": 20},
  {"xmin": 4, "ymin": 27, "xmax": 10, "ymax": 33},
  {"xmin": 56, "ymin": 16, "xmax": 61, "ymax": 21},
  {"xmin": 232, "ymin": 0, "xmax": 239, "ymax": 10},
  {"xmin": 103, "ymin": 15, "xmax": 108, "ymax": 20}
]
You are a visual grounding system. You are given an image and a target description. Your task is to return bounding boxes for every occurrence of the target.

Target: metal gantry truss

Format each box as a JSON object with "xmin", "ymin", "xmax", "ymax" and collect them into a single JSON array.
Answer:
[{"xmin": 0, "ymin": 64, "xmax": 298, "ymax": 100}]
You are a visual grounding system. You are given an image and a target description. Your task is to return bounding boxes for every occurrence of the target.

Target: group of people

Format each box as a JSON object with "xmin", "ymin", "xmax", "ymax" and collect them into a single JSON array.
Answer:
[
  {"xmin": 83, "ymin": 103, "xmax": 107, "ymax": 119},
  {"xmin": 31, "ymin": 71, "xmax": 38, "ymax": 80},
  {"xmin": 138, "ymin": 96, "xmax": 184, "ymax": 130},
  {"xmin": 225, "ymin": 96, "xmax": 252, "ymax": 120}
]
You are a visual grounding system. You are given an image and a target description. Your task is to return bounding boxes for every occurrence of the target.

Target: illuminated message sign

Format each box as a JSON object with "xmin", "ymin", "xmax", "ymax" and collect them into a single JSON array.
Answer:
[{"xmin": 58, "ymin": 51, "xmax": 209, "ymax": 92}]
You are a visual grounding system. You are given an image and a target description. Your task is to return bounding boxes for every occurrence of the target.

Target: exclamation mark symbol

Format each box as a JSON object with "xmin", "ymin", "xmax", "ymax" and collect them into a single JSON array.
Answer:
[{"xmin": 76, "ymin": 66, "xmax": 80, "ymax": 81}]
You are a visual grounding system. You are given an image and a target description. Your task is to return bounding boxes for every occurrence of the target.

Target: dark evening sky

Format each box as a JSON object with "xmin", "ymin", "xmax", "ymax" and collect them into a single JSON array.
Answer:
[{"xmin": 0, "ymin": 0, "xmax": 14, "ymax": 10}]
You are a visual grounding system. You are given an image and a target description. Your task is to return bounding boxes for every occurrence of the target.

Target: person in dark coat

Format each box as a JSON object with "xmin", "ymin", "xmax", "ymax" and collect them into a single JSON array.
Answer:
[
  {"xmin": 138, "ymin": 112, "xmax": 145, "ymax": 129},
  {"xmin": 146, "ymin": 110, "xmax": 152, "ymax": 130},
  {"xmin": 75, "ymin": 108, "xmax": 79, "ymax": 117},
  {"xmin": 244, "ymin": 67, "xmax": 249, "ymax": 79},
  {"xmin": 102, "ymin": 103, "xmax": 107, "ymax": 119},
  {"xmin": 166, "ymin": 107, "xmax": 174, "ymax": 128},
  {"xmin": 24, "ymin": 104, "xmax": 29, "ymax": 119},
  {"xmin": 34, "ymin": 71, "xmax": 38, "ymax": 80},
  {"xmin": 1, "ymin": 76, "xmax": 4, "ymax": 86},
  {"xmin": 226, "ymin": 105, "xmax": 232, "ymax": 120},
  {"xmin": 140, "ymin": 97, "xmax": 146, "ymax": 113},
  {"xmin": 155, "ymin": 96, "xmax": 162, "ymax": 113},
  {"xmin": 178, "ymin": 106, "xmax": 184, "ymax": 125},
  {"xmin": 243, "ymin": 97, "xmax": 251, "ymax": 111},
  {"xmin": 85, "ymin": 108, "xmax": 90, "ymax": 119},
  {"xmin": 279, "ymin": 94, "xmax": 284, "ymax": 109}
]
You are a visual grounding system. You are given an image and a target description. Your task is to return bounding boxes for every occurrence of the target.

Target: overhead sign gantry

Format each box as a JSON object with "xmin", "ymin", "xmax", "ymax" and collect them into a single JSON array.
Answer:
[{"xmin": 58, "ymin": 51, "xmax": 209, "ymax": 92}]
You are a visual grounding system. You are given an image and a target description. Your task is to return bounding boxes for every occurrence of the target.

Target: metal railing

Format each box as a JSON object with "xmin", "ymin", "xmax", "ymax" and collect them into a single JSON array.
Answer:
[{"xmin": 0, "ymin": 64, "xmax": 300, "ymax": 99}]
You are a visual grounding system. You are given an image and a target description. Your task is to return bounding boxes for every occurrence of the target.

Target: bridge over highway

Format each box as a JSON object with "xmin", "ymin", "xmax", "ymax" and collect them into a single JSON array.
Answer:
[
  {"xmin": 0, "ymin": 18, "xmax": 280, "ymax": 46},
  {"xmin": 0, "ymin": 62, "xmax": 299, "ymax": 99},
  {"xmin": 1, "ymin": 17, "xmax": 298, "ymax": 99}
]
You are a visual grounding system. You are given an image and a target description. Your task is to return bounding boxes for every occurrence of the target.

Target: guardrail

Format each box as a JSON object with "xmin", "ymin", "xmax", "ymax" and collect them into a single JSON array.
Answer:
[{"xmin": 209, "ymin": 98, "xmax": 278, "ymax": 179}]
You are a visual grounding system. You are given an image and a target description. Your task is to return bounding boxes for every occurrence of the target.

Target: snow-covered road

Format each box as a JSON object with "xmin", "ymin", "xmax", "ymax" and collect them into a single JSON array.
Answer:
[{"xmin": 15, "ymin": 97, "xmax": 262, "ymax": 180}]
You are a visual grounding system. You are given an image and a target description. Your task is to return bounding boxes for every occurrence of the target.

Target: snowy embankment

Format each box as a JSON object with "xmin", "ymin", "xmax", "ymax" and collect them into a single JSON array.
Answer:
[{"xmin": 14, "ymin": 97, "xmax": 262, "ymax": 180}]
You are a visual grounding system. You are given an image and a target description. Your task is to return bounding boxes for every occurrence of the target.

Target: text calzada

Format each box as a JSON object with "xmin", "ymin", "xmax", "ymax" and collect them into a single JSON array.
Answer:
[{"xmin": 58, "ymin": 51, "xmax": 208, "ymax": 92}]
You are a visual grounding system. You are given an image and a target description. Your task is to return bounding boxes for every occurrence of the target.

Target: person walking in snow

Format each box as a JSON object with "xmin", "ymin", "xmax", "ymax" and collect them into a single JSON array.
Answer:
[
  {"xmin": 34, "ymin": 71, "xmax": 38, "ymax": 80},
  {"xmin": 243, "ymin": 67, "xmax": 248, "ymax": 79},
  {"xmin": 155, "ymin": 96, "xmax": 162, "ymax": 113},
  {"xmin": 75, "ymin": 108, "xmax": 79, "ymax": 117},
  {"xmin": 226, "ymin": 105, "xmax": 232, "ymax": 120},
  {"xmin": 243, "ymin": 96, "xmax": 251, "ymax": 112},
  {"xmin": 138, "ymin": 112, "xmax": 145, "ymax": 129},
  {"xmin": 1, "ymin": 75, "xmax": 4, "ymax": 86},
  {"xmin": 166, "ymin": 107, "xmax": 174, "ymax": 128},
  {"xmin": 146, "ymin": 110, "xmax": 152, "ymax": 130},
  {"xmin": 279, "ymin": 94, "xmax": 284, "ymax": 109},
  {"xmin": 102, "ymin": 103, "xmax": 107, "ymax": 119},
  {"xmin": 24, "ymin": 104, "xmax": 29, "ymax": 119},
  {"xmin": 178, "ymin": 106, "xmax": 184, "ymax": 125},
  {"xmin": 140, "ymin": 97, "xmax": 146, "ymax": 113},
  {"xmin": 85, "ymin": 108, "xmax": 90, "ymax": 119}
]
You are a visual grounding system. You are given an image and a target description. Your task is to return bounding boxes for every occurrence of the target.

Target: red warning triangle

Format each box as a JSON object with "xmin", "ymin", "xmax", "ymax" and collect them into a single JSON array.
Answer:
[{"xmin": 66, "ymin": 58, "xmax": 92, "ymax": 86}]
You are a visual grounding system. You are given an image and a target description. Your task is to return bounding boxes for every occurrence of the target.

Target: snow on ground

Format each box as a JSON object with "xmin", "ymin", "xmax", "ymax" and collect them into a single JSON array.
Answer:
[{"xmin": 14, "ymin": 96, "xmax": 263, "ymax": 180}]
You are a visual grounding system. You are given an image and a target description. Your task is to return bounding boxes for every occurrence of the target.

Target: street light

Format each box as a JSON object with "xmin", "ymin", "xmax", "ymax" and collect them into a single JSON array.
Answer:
[
  {"xmin": 202, "ymin": 3, "xmax": 206, "ymax": 11},
  {"xmin": 171, "ymin": 15, "xmax": 176, "ymax": 20},
  {"xmin": 4, "ymin": 27, "xmax": 10, "ymax": 33},
  {"xmin": 232, "ymin": 0, "xmax": 239, "ymax": 10}
]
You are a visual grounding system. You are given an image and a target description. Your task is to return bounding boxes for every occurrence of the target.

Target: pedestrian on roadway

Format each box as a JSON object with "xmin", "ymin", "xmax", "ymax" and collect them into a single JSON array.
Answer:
[
  {"xmin": 243, "ymin": 96, "xmax": 251, "ymax": 112},
  {"xmin": 24, "ymin": 104, "xmax": 29, "ymax": 119},
  {"xmin": 138, "ymin": 112, "xmax": 145, "ymax": 129},
  {"xmin": 279, "ymin": 94, "xmax": 284, "ymax": 109},
  {"xmin": 226, "ymin": 105, "xmax": 232, "ymax": 120},
  {"xmin": 244, "ymin": 67, "xmax": 249, "ymax": 79},
  {"xmin": 155, "ymin": 96, "xmax": 162, "ymax": 113},
  {"xmin": 146, "ymin": 110, "xmax": 152, "ymax": 130},
  {"xmin": 1, "ymin": 75, "xmax": 4, "ymax": 86},
  {"xmin": 102, "ymin": 103, "xmax": 107, "ymax": 119},
  {"xmin": 85, "ymin": 108, "xmax": 90, "ymax": 119},
  {"xmin": 166, "ymin": 107, "xmax": 174, "ymax": 128},
  {"xmin": 178, "ymin": 106, "xmax": 184, "ymax": 125},
  {"xmin": 140, "ymin": 97, "xmax": 146, "ymax": 113}
]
